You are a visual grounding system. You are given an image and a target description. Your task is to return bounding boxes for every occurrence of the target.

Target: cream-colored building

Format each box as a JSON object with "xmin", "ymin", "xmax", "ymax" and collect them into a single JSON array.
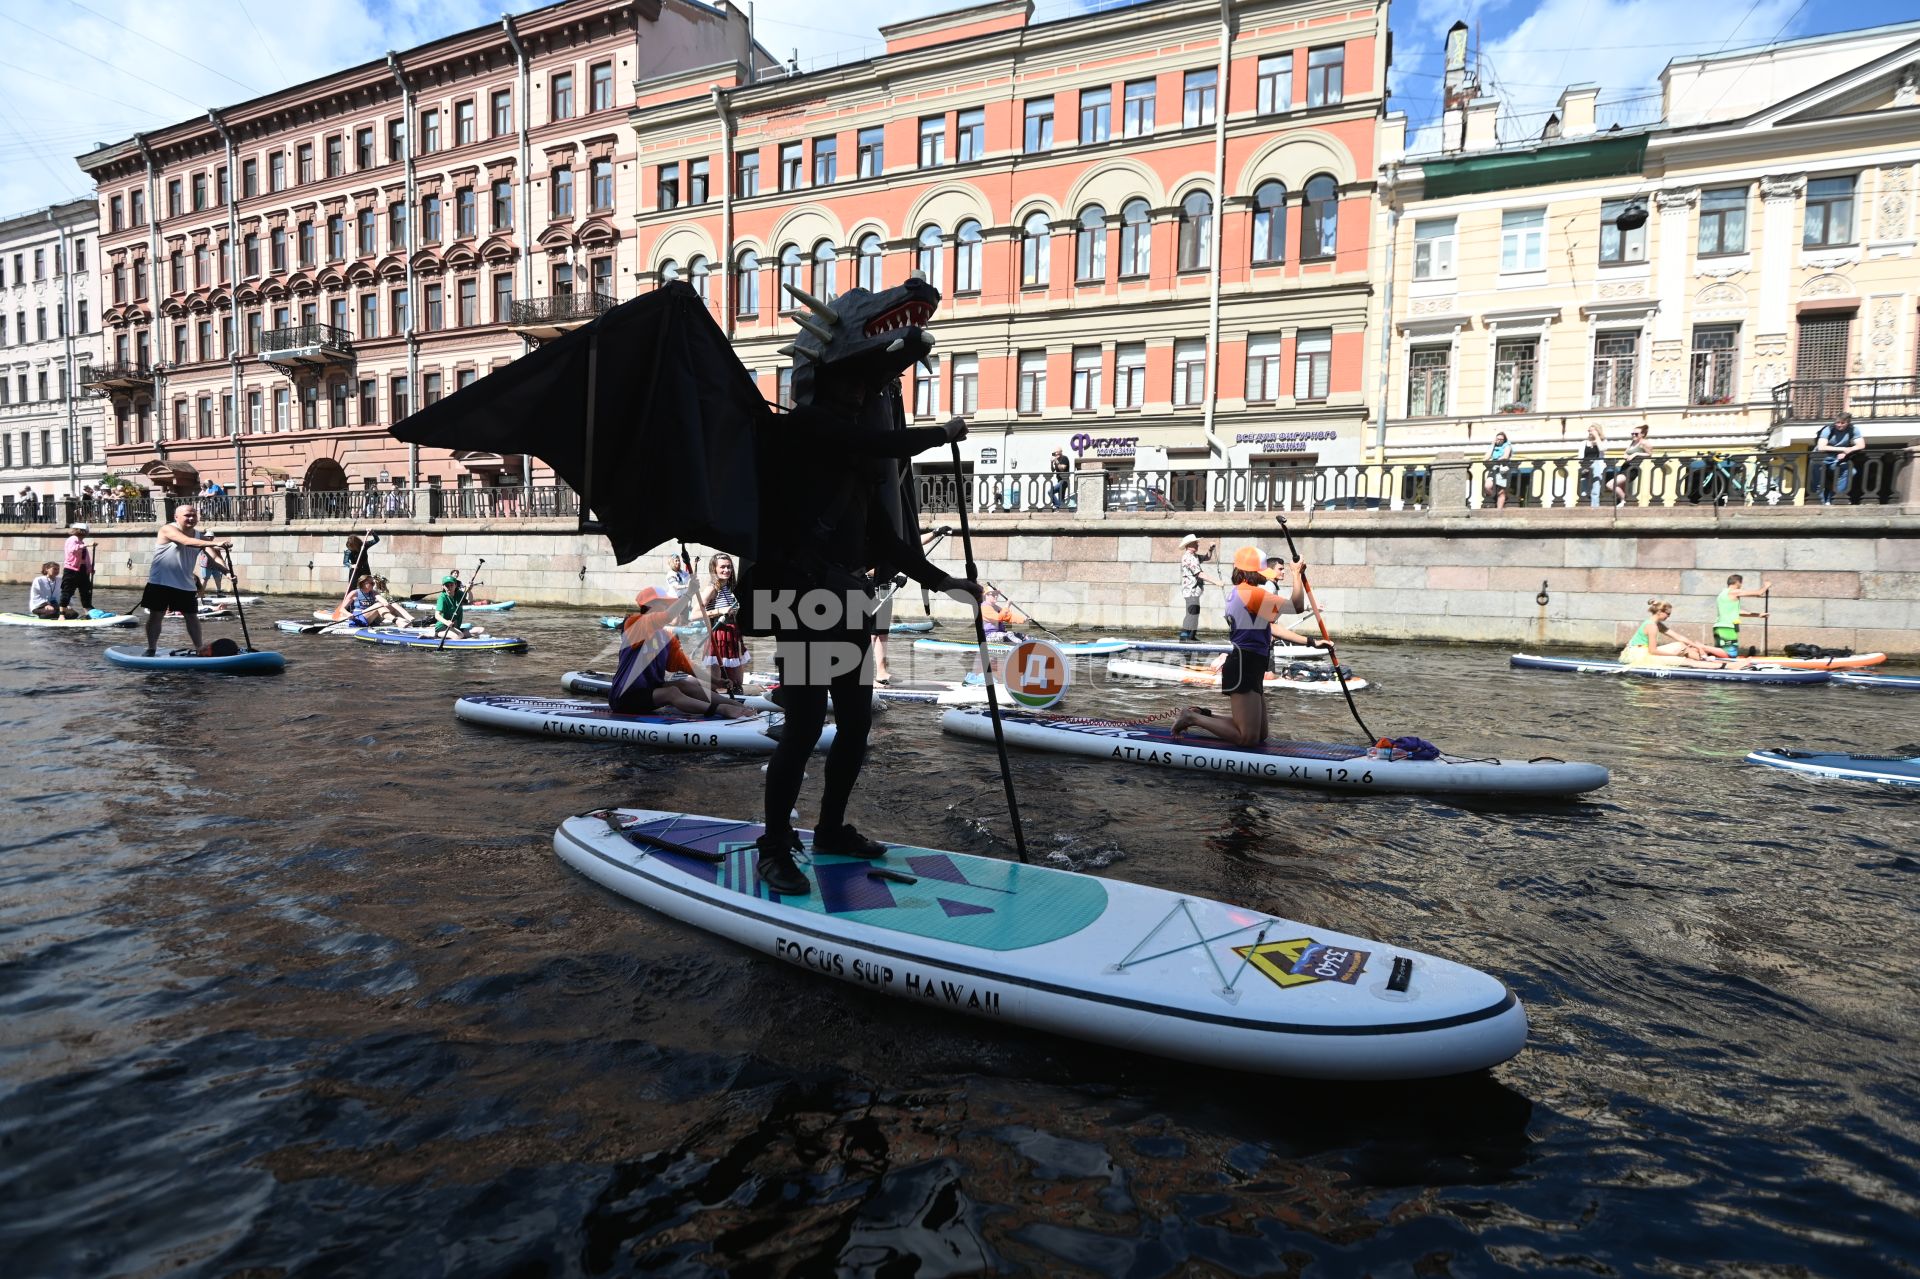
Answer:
[{"xmin": 1372, "ymin": 19, "xmax": 1920, "ymax": 506}]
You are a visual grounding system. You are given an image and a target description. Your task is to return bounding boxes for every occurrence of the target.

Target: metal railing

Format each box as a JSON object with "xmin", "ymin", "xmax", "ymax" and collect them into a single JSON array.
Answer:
[
  {"xmin": 80, "ymin": 361, "xmax": 155, "ymax": 388},
  {"xmin": 428, "ymin": 485, "xmax": 580, "ymax": 520},
  {"xmin": 1772, "ymin": 377, "xmax": 1920, "ymax": 425},
  {"xmin": 1461, "ymin": 450, "xmax": 1908, "ymax": 509},
  {"xmin": 285, "ymin": 489, "xmax": 419, "ymax": 521},
  {"xmin": 258, "ymin": 323, "xmax": 353, "ymax": 357},
  {"xmin": 508, "ymin": 293, "xmax": 616, "ymax": 326}
]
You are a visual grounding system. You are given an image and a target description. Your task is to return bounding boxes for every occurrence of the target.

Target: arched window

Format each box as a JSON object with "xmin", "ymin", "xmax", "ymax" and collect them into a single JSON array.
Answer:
[
  {"xmin": 1020, "ymin": 212, "xmax": 1050, "ymax": 287},
  {"xmin": 1075, "ymin": 204, "xmax": 1107, "ymax": 282},
  {"xmin": 857, "ymin": 233, "xmax": 884, "ymax": 291},
  {"xmin": 734, "ymin": 249, "xmax": 760, "ymax": 317},
  {"xmin": 954, "ymin": 219, "xmax": 983, "ymax": 294},
  {"xmin": 1251, "ymin": 181, "xmax": 1286, "ymax": 265},
  {"xmin": 915, "ymin": 225, "xmax": 943, "ymax": 290},
  {"xmin": 688, "ymin": 254, "xmax": 711, "ymax": 302},
  {"xmin": 1119, "ymin": 198, "xmax": 1151, "ymax": 277},
  {"xmin": 1302, "ymin": 175, "xmax": 1338, "ymax": 260},
  {"xmin": 1177, "ymin": 191, "xmax": 1212, "ymax": 272},
  {"xmin": 811, "ymin": 239, "xmax": 838, "ymax": 301},
  {"xmin": 778, "ymin": 243, "xmax": 804, "ymax": 309},
  {"xmin": 658, "ymin": 258, "xmax": 680, "ymax": 286}
]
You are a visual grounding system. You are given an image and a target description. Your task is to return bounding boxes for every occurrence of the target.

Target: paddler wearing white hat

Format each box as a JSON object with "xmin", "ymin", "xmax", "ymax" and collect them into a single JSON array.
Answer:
[
  {"xmin": 1177, "ymin": 532, "xmax": 1216, "ymax": 641},
  {"xmin": 60, "ymin": 521, "xmax": 95, "ymax": 616}
]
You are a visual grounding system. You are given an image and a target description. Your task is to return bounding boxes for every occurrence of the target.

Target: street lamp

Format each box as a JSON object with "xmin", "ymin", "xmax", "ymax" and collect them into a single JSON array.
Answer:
[
  {"xmin": 379, "ymin": 467, "xmax": 391, "ymax": 486},
  {"xmin": 1614, "ymin": 199, "xmax": 1649, "ymax": 232}
]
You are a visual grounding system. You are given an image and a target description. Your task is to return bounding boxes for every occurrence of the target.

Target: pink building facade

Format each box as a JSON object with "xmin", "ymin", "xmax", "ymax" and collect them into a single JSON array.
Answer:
[
  {"xmin": 635, "ymin": 0, "xmax": 1387, "ymax": 492},
  {"xmin": 76, "ymin": 0, "xmax": 754, "ymax": 497}
]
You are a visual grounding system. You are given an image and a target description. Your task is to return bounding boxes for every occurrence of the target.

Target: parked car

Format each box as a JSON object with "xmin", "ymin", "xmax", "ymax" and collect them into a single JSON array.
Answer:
[{"xmin": 1103, "ymin": 482, "xmax": 1174, "ymax": 512}]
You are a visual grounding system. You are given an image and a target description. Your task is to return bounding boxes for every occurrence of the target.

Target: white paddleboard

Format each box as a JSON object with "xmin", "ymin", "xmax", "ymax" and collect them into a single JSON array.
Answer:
[
  {"xmin": 1107, "ymin": 637, "xmax": 1327, "ymax": 660},
  {"xmin": 0, "ymin": 611, "xmax": 138, "ymax": 628},
  {"xmin": 1107, "ymin": 657, "xmax": 1367, "ymax": 695},
  {"xmin": 915, "ymin": 637, "xmax": 1130, "ymax": 656},
  {"xmin": 555, "ymin": 809, "xmax": 1528, "ymax": 1079},
  {"xmin": 455, "ymin": 694, "xmax": 827, "ymax": 753},
  {"xmin": 558, "ymin": 670, "xmax": 822, "ymax": 716},
  {"xmin": 941, "ymin": 709, "xmax": 1607, "ymax": 797}
]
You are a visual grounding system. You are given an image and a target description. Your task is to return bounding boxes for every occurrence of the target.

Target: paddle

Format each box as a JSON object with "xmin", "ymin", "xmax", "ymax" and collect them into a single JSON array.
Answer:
[
  {"xmin": 223, "ymin": 548, "xmax": 257, "ymax": 653},
  {"xmin": 1274, "ymin": 516, "xmax": 1378, "ymax": 744},
  {"xmin": 951, "ymin": 440, "xmax": 1029, "ymax": 864},
  {"xmin": 1762, "ymin": 586, "xmax": 1770, "ymax": 659},
  {"xmin": 438, "ymin": 557, "xmax": 484, "ymax": 649},
  {"xmin": 985, "ymin": 582, "xmax": 1065, "ymax": 644}
]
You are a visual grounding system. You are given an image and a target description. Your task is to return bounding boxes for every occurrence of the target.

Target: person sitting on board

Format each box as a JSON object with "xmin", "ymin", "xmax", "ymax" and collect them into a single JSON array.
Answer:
[
  {"xmin": 1712, "ymin": 574, "xmax": 1772, "ymax": 658},
  {"xmin": 981, "ymin": 588, "xmax": 1028, "ymax": 643},
  {"xmin": 610, "ymin": 588, "xmax": 755, "ymax": 719},
  {"xmin": 337, "ymin": 575, "xmax": 410, "ymax": 628},
  {"xmin": 29, "ymin": 561, "xmax": 71, "ymax": 619},
  {"xmin": 139, "ymin": 504, "xmax": 232, "ymax": 657},
  {"xmin": 433, "ymin": 573, "xmax": 474, "ymax": 639},
  {"xmin": 1173, "ymin": 547, "xmax": 1309, "ymax": 746},
  {"xmin": 1621, "ymin": 599, "xmax": 1756, "ymax": 668},
  {"xmin": 60, "ymin": 522, "xmax": 95, "ymax": 616},
  {"xmin": 701, "ymin": 552, "xmax": 750, "ymax": 695}
]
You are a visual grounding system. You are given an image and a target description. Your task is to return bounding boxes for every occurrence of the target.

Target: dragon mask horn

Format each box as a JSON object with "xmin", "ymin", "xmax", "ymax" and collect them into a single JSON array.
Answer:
[
  {"xmin": 791, "ymin": 314, "xmax": 835, "ymax": 344},
  {"xmin": 779, "ymin": 282, "xmax": 840, "ymax": 323}
]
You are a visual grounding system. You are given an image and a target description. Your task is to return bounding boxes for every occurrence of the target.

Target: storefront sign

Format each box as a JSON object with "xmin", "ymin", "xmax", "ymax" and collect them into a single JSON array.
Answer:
[
  {"xmin": 979, "ymin": 447, "xmax": 998, "ymax": 466},
  {"xmin": 1234, "ymin": 430, "xmax": 1338, "ymax": 451},
  {"xmin": 1070, "ymin": 433, "xmax": 1139, "ymax": 457}
]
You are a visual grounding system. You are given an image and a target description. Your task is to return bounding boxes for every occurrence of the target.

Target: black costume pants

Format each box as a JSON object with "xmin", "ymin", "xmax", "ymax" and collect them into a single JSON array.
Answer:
[
  {"xmin": 764, "ymin": 621, "xmax": 877, "ymax": 838},
  {"xmin": 59, "ymin": 568, "xmax": 92, "ymax": 612}
]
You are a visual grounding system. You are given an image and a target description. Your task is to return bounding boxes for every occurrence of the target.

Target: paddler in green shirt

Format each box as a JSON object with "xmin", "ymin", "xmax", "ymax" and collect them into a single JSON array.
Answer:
[
  {"xmin": 434, "ymin": 573, "xmax": 471, "ymax": 639},
  {"xmin": 1712, "ymin": 574, "xmax": 1771, "ymax": 657}
]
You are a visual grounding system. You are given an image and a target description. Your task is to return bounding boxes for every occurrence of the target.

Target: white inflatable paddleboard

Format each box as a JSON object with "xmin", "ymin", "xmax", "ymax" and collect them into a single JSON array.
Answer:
[
  {"xmin": 105, "ymin": 646, "xmax": 285, "ymax": 673},
  {"xmin": 1510, "ymin": 654, "xmax": 1828, "ymax": 685},
  {"xmin": 1744, "ymin": 748, "xmax": 1920, "ymax": 787},
  {"xmin": 558, "ymin": 670, "xmax": 816, "ymax": 716},
  {"xmin": 455, "ymin": 695, "xmax": 826, "ymax": 753},
  {"xmin": 0, "ymin": 610, "xmax": 138, "ymax": 628},
  {"xmin": 1107, "ymin": 637, "xmax": 1326, "ymax": 660},
  {"xmin": 555, "ymin": 809, "xmax": 1528, "ymax": 1079},
  {"xmin": 1107, "ymin": 657, "xmax": 1367, "ymax": 694},
  {"xmin": 915, "ymin": 637, "xmax": 1129, "ymax": 656},
  {"xmin": 941, "ymin": 709, "xmax": 1607, "ymax": 796}
]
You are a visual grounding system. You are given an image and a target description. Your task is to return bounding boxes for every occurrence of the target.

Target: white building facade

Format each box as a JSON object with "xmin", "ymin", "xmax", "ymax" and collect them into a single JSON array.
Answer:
[{"xmin": 0, "ymin": 198, "xmax": 104, "ymax": 518}]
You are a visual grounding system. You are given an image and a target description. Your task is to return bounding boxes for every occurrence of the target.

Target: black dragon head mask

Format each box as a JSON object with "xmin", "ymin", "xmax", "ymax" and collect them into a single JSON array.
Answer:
[{"xmin": 779, "ymin": 275, "xmax": 941, "ymax": 411}]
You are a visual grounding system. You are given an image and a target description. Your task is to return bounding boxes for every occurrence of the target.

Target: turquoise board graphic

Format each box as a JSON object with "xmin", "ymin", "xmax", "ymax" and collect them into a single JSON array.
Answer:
[{"xmin": 624, "ymin": 816, "xmax": 1107, "ymax": 952}]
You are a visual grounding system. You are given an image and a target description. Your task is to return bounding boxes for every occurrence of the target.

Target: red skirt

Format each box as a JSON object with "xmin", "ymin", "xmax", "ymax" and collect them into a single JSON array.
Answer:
[{"xmin": 707, "ymin": 620, "xmax": 748, "ymax": 667}]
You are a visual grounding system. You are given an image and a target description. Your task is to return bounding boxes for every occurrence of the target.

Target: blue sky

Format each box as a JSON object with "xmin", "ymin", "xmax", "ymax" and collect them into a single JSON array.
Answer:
[{"xmin": 0, "ymin": 0, "xmax": 1914, "ymax": 216}]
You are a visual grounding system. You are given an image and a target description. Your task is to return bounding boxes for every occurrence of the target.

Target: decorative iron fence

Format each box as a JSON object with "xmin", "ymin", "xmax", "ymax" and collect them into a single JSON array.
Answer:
[
  {"xmin": 427, "ymin": 485, "xmax": 580, "ymax": 520},
  {"xmin": 1772, "ymin": 377, "xmax": 1920, "ymax": 426}
]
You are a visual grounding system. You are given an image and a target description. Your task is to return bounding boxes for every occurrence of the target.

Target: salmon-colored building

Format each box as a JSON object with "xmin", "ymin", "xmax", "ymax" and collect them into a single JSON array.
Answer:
[
  {"xmin": 75, "ymin": 0, "xmax": 757, "ymax": 500},
  {"xmin": 635, "ymin": 0, "xmax": 1387, "ymax": 499}
]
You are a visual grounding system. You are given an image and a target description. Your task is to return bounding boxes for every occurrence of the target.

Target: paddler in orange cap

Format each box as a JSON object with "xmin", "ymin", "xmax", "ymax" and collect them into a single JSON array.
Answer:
[
  {"xmin": 1172, "ymin": 546, "xmax": 1311, "ymax": 746},
  {"xmin": 610, "ymin": 587, "xmax": 755, "ymax": 719}
]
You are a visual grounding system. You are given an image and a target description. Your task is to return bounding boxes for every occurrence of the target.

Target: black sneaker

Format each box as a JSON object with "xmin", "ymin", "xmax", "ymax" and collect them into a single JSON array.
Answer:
[
  {"xmin": 811, "ymin": 823, "xmax": 888, "ymax": 859},
  {"xmin": 755, "ymin": 833, "xmax": 811, "ymax": 895}
]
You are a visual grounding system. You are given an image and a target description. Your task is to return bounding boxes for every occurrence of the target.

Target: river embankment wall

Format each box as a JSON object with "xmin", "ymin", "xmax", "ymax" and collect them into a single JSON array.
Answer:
[{"xmin": 5, "ymin": 507, "xmax": 1917, "ymax": 655}]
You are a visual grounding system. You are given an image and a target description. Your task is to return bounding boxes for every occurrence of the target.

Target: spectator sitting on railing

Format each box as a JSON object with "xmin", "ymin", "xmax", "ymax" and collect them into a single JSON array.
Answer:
[
  {"xmin": 1616, "ymin": 427, "xmax": 1652, "ymax": 506},
  {"xmin": 1812, "ymin": 412, "xmax": 1864, "ymax": 505}
]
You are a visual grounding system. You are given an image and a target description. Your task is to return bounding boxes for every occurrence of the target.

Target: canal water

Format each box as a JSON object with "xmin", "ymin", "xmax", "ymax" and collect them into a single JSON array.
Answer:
[{"xmin": 2, "ymin": 600, "xmax": 1916, "ymax": 1277}]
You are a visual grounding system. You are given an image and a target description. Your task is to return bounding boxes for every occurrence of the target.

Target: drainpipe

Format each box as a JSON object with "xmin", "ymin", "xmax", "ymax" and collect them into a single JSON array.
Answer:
[
  {"xmin": 136, "ymin": 134, "xmax": 166, "ymax": 458},
  {"xmin": 503, "ymin": 14, "xmax": 534, "ymax": 485},
  {"xmin": 209, "ymin": 109, "xmax": 244, "ymax": 488},
  {"xmin": 712, "ymin": 86, "xmax": 734, "ymax": 331},
  {"xmin": 388, "ymin": 51, "xmax": 420, "ymax": 487},
  {"xmin": 1373, "ymin": 164, "xmax": 1400, "ymax": 458},
  {"xmin": 51, "ymin": 209, "xmax": 79, "ymax": 497},
  {"xmin": 1200, "ymin": 0, "xmax": 1233, "ymax": 456}
]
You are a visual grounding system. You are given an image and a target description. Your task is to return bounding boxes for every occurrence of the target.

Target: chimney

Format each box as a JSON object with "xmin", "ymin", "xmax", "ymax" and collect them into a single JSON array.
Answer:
[
  {"xmin": 1439, "ymin": 20, "xmax": 1474, "ymax": 154},
  {"xmin": 1381, "ymin": 110, "xmax": 1407, "ymax": 163},
  {"xmin": 1557, "ymin": 83, "xmax": 1600, "ymax": 137},
  {"xmin": 1465, "ymin": 96, "xmax": 1499, "ymax": 150}
]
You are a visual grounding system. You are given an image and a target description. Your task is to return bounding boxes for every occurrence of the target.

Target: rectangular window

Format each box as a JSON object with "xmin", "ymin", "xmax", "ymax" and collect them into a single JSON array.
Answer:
[
  {"xmin": 328, "ymin": 379, "xmax": 346, "ymax": 427},
  {"xmin": 458, "ymin": 277, "xmax": 478, "ymax": 326},
  {"xmin": 78, "ymin": 300, "xmax": 88, "ymax": 332},
  {"xmin": 918, "ymin": 116, "xmax": 945, "ymax": 168},
  {"xmin": 1492, "ymin": 337, "xmax": 1537, "ymax": 412},
  {"xmin": 1079, "ymin": 88, "xmax": 1111, "ymax": 144},
  {"xmin": 390, "ymin": 376, "xmax": 409, "ymax": 422},
  {"xmin": 857, "ymin": 127, "xmax": 884, "ymax": 178},
  {"xmin": 1071, "ymin": 346, "xmax": 1102, "ymax": 411},
  {"xmin": 1306, "ymin": 46, "xmax": 1344, "ymax": 107},
  {"xmin": 1591, "ymin": 331, "xmax": 1639, "ymax": 408},
  {"xmin": 813, "ymin": 137, "xmax": 837, "ymax": 185},
  {"xmin": 273, "ymin": 386, "xmax": 289, "ymax": 431},
  {"xmin": 457, "ymin": 188, "xmax": 477, "ymax": 235},
  {"xmin": 1257, "ymin": 55, "xmax": 1293, "ymax": 114},
  {"xmin": 1804, "ymin": 176, "xmax": 1855, "ymax": 248},
  {"xmin": 423, "ymin": 372, "xmax": 442, "ymax": 406},
  {"xmin": 457, "ymin": 369, "xmax": 476, "ymax": 390},
  {"xmin": 590, "ymin": 61, "xmax": 613, "ymax": 112},
  {"xmin": 1023, "ymin": 97, "xmax": 1054, "ymax": 153},
  {"xmin": 493, "ymin": 273, "xmax": 513, "ymax": 322},
  {"xmin": 1115, "ymin": 342, "xmax": 1146, "ymax": 409},
  {"xmin": 167, "ymin": 179, "xmax": 182, "ymax": 217},
  {"xmin": 197, "ymin": 396, "xmax": 213, "ymax": 438},
  {"xmin": 131, "ymin": 188, "xmax": 145, "ymax": 222},
  {"xmin": 776, "ymin": 367, "xmax": 793, "ymax": 409},
  {"xmin": 357, "ymin": 209, "xmax": 376, "ymax": 255},
  {"xmin": 1122, "ymin": 80, "xmax": 1155, "ymax": 137},
  {"xmin": 191, "ymin": 173, "xmax": 207, "ymax": 211},
  {"xmin": 357, "ymin": 379, "xmax": 376, "ymax": 425},
  {"xmin": 687, "ymin": 158, "xmax": 708, "ymax": 205},
  {"xmin": 735, "ymin": 151, "xmax": 760, "ymax": 198},
  {"xmin": 957, "ymin": 109, "xmax": 985, "ymax": 162},
  {"xmin": 1599, "ymin": 199, "xmax": 1647, "ymax": 263},
  {"xmin": 591, "ymin": 159, "xmax": 613, "ymax": 212},
  {"xmin": 551, "ymin": 71, "xmax": 574, "ymax": 121},
  {"xmin": 1407, "ymin": 345, "xmax": 1450, "ymax": 416},
  {"xmin": 269, "ymin": 228, "xmax": 286, "ymax": 272},
  {"xmin": 491, "ymin": 89, "xmax": 512, "ymax": 138},
  {"xmin": 1500, "ymin": 208, "xmax": 1545, "ymax": 272},
  {"xmin": 268, "ymin": 152, "xmax": 286, "ymax": 192},
  {"xmin": 913, "ymin": 360, "xmax": 939, "ymax": 417},
  {"xmin": 778, "ymin": 142, "xmax": 804, "ymax": 191},
  {"xmin": 424, "ymin": 283, "xmax": 443, "ymax": 332},
  {"xmin": 419, "ymin": 109, "xmax": 439, "ymax": 155},
  {"xmin": 215, "ymin": 168, "xmax": 227, "ymax": 205},
  {"xmin": 551, "ymin": 167, "xmax": 573, "ymax": 217},
  {"xmin": 455, "ymin": 100, "xmax": 475, "ymax": 146},
  {"xmin": 1173, "ymin": 338, "xmax": 1206, "ymax": 406},
  {"xmin": 389, "ymin": 201, "xmax": 407, "ymax": 251},
  {"xmin": 1412, "ymin": 217, "xmax": 1456, "ymax": 280},
  {"xmin": 297, "ymin": 142, "xmax": 314, "ymax": 183},
  {"xmin": 355, "ymin": 127, "xmax": 374, "ymax": 169},
  {"xmin": 388, "ymin": 118, "xmax": 405, "ymax": 163},
  {"xmin": 1698, "ymin": 187, "xmax": 1748, "ymax": 255},
  {"xmin": 951, "ymin": 353, "xmax": 978, "ymax": 415},
  {"xmin": 1182, "ymin": 69, "xmax": 1217, "ymax": 128},
  {"xmin": 197, "ymin": 319, "xmax": 214, "ymax": 360},
  {"xmin": 1690, "ymin": 324, "xmax": 1739, "ymax": 405},
  {"xmin": 111, "ymin": 196, "xmax": 124, "ymax": 231},
  {"xmin": 491, "ymin": 180, "xmax": 513, "ymax": 231},
  {"xmin": 1246, "ymin": 333, "xmax": 1281, "ymax": 402},
  {"xmin": 326, "ymin": 134, "xmax": 344, "ymax": 177},
  {"xmin": 1293, "ymin": 329, "xmax": 1331, "ymax": 400},
  {"xmin": 1017, "ymin": 350, "xmax": 1047, "ymax": 414},
  {"xmin": 392, "ymin": 288, "xmax": 409, "ymax": 334},
  {"xmin": 298, "ymin": 221, "xmax": 316, "ymax": 268}
]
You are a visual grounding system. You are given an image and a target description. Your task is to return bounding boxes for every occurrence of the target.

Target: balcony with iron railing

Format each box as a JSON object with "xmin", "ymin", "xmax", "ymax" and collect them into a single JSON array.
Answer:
[
  {"xmin": 508, "ymin": 292, "xmax": 616, "ymax": 341},
  {"xmin": 80, "ymin": 361, "xmax": 156, "ymax": 392},
  {"xmin": 258, "ymin": 323, "xmax": 354, "ymax": 368},
  {"xmin": 1772, "ymin": 377, "xmax": 1920, "ymax": 426}
]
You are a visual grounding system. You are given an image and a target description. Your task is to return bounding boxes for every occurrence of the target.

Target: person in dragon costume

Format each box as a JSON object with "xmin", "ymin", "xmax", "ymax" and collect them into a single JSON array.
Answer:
[{"xmin": 742, "ymin": 274, "xmax": 981, "ymax": 895}]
